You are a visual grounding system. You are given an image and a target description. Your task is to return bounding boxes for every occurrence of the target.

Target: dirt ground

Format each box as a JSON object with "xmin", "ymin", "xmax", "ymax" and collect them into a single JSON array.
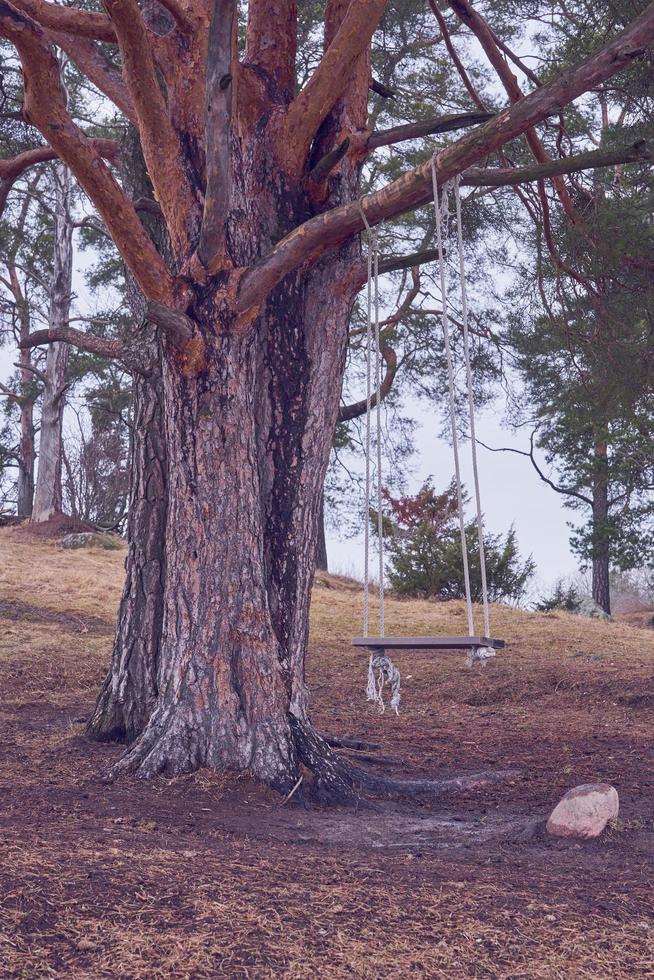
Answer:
[{"xmin": 1, "ymin": 526, "xmax": 653, "ymax": 978}]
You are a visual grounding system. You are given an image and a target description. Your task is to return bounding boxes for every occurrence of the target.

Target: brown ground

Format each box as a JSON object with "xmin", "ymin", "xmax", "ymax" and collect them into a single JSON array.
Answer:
[{"xmin": 1, "ymin": 526, "xmax": 653, "ymax": 978}]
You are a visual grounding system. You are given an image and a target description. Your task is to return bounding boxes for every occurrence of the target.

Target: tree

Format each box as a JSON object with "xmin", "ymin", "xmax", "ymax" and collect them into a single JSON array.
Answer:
[
  {"xmin": 31, "ymin": 162, "xmax": 73, "ymax": 521},
  {"xmin": 474, "ymin": 0, "xmax": 654, "ymax": 615},
  {"xmin": 2, "ymin": 0, "xmax": 654, "ymax": 799},
  {"xmin": 384, "ymin": 480, "xmax": 535, "ymax": 602}
]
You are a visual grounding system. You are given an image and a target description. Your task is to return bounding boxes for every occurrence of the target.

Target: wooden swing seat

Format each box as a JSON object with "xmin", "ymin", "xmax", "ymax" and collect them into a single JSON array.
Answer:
[{"xmin": 352, "ymin": 635, "xmax": 505, "ymax": 651}]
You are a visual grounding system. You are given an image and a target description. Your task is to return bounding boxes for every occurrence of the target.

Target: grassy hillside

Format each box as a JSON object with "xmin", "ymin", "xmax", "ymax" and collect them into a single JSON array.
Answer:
[{"xmin": 1, "ymin": 525, "xmax": 653, "ymax": 978}]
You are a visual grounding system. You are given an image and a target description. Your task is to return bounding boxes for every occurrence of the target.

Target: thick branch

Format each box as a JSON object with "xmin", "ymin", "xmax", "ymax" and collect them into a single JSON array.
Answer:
[
  {"xmin": 245, "ymin": 0, "xmax": 296, "ymax": 100},
  {"xmin": 9, "ymin": 0, "xmax": 115, "ymax": 40},
  {"xmin": 0, "ymin": 0, "xmax": 175, "ymax": 304},
  {"xmin": 103, "ymin": 0, "xmax": 201, "ymax": 258},
  {"xmin": 0, "ymin": 138, "xmax": 119, "ymax": 217},
  {"xmin": 197, "ymin": 0, "xmax": 237, "ymax": 267},
  {"xmin": 18, "ymin": 327, "xmax": 122, "ymax": 359},
  {"xmin": 370, "ymin": 78, "xmax": 396, "ymax": 99},
  {"xmin": 307, "ymin": 138, "xmax": 350, "ymax": 183},
  {"xmin": 283, "ymin": 0, "xmax": 386, "ymax": 170},
  {"xmin": 446, "ymin": 0, "xmax": 576, "ymax": 218},
  {"xmin": 145, "ymin": 300, "xmax": 194, "ymax": 349},
  {"xmin": 463, "ymin": 141, "xmax": 653, "ymax": 187},
  {"xmin": 0, "ymin": 138, "xmax": 118, "ymax": 182},
  {"xmin": 237, "ymin": 4, "xmax": 654, "ymax": 311},
  {"xmin": 427, "ymin": 0, "xmax": 488, "ymax": 111},
  {"xmin": 368, "ymin": 111, "xmax": 495, "ymax": 148},
  {"xmin": 339, "ymin": 344, "xmax": 397, "ymax": 422}
]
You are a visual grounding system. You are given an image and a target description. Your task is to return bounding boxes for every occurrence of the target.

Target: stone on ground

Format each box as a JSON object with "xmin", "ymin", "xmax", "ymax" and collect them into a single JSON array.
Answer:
[
  {"xmin": 546, "ymin": 783, "xmax": 619, "ymax": 839},
  {"xmin": 61, "ymin": 532, "xmax": 123, "ymax": 551}
]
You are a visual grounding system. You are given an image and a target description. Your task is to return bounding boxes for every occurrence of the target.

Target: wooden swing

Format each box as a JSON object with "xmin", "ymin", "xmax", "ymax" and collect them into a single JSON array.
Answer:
[{"xmin": 353, "ymin": 160, "xmax": 504, "ymax": 705}]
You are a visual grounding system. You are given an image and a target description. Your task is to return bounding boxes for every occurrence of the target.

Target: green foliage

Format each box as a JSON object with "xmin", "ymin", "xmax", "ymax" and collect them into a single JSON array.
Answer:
[
  {"xmin": 533, "ymin": 579, "xmax": 582, "ymax": 613},
  {"xmin": 383, "ymin": 480, "xmax": 535, "ymax": 603}
]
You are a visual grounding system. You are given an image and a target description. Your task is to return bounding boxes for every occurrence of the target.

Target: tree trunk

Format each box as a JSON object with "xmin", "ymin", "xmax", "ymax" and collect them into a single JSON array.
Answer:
[
  {"xmin": 16, "ymin": 356, "xmax": 36, "ymax": 518},
  {"xmin": 32, "ymin": 163, "xmax": 72, "ymax": 523},
  {"xmin": 315, "ymin": 492, "xmax": 329, "ymax": 572},
  {"xmin": 591, "ymin": 440, "xmax": 611, "ymax": 615},
  {"xmin": 87, "ymin": 343, "xmax": 167, "ymax": 741},
  {"xmin": 102, "ymin": 17, "xmax": 371, "ymax": 799},
  {"xmin": 108, "ymin": 260, "xmax": 353, "ymax": 792},
  {"xmin": 88, "ymin": 126, "xmax": 170, "ymax": 742}
]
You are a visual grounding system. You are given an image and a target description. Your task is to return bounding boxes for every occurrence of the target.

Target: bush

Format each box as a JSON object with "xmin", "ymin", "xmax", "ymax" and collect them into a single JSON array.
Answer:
[
  {"xmin": 382, "ymin": 480, "xmax": 535, "ymax": 604},
  {"xmin": 533, "ymin": 579, "xmax": 582, "ymax": 613}
]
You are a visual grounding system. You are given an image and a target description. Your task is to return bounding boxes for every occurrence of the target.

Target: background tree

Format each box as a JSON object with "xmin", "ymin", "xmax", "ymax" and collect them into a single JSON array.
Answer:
[
  {"xmin": 383, "ymin": 479, "xmax": 535, "ymax": 602},
  {"xmin": 481, "ymin": 0, "xmax": 654, "ymax": 614}
]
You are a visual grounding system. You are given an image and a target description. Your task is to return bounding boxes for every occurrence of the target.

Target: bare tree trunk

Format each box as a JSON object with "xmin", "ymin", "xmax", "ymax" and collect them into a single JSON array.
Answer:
[
  {"xmin": 32, "ymin": 163, "xmax": 72, "ymax": 522},
  {"xmin": 315, "ymin": 492, "xmax": 329, "ymax": 572},
  {"xmin": 16, "ymin": 351, "xmax": 36, "ymax": 518},
  {"xmin": 591, "ymin": 441, "xmax": 611, "ymax": 615}
]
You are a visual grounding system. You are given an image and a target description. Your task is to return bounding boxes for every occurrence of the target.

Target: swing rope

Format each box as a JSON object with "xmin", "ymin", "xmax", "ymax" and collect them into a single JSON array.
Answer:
[
  {"xmin": 453, "ymin": 174, "xmax": 491, "ymax": 639},
  {"xmin": 358, "ymin": 203, "xmax": 401, "ymax": 713},
  {"xmin": 430, "ymin": 158, "xmax": 493, "ymax": 659},
  {"xmin": 357, "ymin": 202, "xmax": 385, "ymax": 639},
  {"xmin": 431, "ymin": 161, "xmax": 475, "ymax": 638}
]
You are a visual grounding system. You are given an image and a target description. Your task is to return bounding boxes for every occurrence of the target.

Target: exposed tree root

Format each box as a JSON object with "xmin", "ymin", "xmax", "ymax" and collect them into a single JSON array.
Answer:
[
  {"xmin": 99, "ymin": 711, "xmax": 518, "ymax": 807},
  {"xmin": 323, "ymin": 735, "xmax": 383, "ymax": 752},
  {"xmin": 292, "ymin": 716, "xmax": 519, "ymax": 805}
]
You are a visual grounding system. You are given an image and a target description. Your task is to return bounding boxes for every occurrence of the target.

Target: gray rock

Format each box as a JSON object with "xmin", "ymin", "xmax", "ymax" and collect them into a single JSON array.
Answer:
[
  {"xmin": 546, "ymin": 783, "xmax": 618, "ymax": 839},
  {"xmin": 575, "ymin": 597, "xmax": 612, "ymax": 621},
  {"xmin": 61, "ymin": 532, "xmax": 123, "ymax": 551}
]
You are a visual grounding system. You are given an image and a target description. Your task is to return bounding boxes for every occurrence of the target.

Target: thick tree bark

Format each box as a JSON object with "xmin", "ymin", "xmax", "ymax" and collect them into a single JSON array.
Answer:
[
  {"xmin": 32, "ymin": 163, "xmax": 72, "ymax": 522},
  {"xmin": 88, "ymin": 125, "xmax": 169, "ymax": 742},
  {"xmin": 315, "ymin": 492, "xmax": 329, "ymax": 572},
  {"xmin": 591, "ymin": 441, "xmax": 611, "ymax": 615},
  {"xmin": 87, "ymin": 345, "xmax": 167, "ymax": 740}
]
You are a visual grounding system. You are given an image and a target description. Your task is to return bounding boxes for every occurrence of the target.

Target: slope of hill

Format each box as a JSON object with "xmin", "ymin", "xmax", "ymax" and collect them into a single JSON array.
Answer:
[{"xmin": 1, "ymin": 525, "xmax": 653, "ymax": 978}]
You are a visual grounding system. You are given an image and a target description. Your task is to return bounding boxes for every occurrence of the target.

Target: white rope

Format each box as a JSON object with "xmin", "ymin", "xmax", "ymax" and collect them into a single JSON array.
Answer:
[
  {"xmin": 373, "ymin": 238, "xmax": 385, "ymax": 637},
  {"xmin": 366, "ymin": 652, "xmax": 401, "ymax": 715},
  {"xmin": 453, "ymin": 175, "xmax": 491, "ymax": 639},
  {"xmin": 430, "ymin": 160, "xmax": 475, "ymax": 639},
  {"xmin": 357, "ymin": 203, "xmax": 385, "ymax": 639}
]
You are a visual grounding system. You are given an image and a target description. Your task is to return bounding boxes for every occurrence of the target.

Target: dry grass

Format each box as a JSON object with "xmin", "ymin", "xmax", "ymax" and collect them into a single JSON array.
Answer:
[{"xmin": 1, "ymin": 527, "xmax": 654, "ymax": 979}]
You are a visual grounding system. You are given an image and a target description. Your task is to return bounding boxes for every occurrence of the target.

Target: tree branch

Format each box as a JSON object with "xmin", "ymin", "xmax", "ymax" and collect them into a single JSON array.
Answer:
[
  {"xmin": 339, "ymin": 343, "xmax": 398, "ymax": 421},
  {"xmin": 196, "ymin": 0, "xmax": 237, "ymax": 267},
  {"xmin": 0, "ymin": 138, "xmax": 119, "ymax": 217},
  {"xmin": 0, "ymin": 0, "xmax": 176, "ymax": 304},
  {"xmin": 9, "ymin": 0, "xmax": 115, "ymax": 40},
  {"xmin": 477, "ymin": 433, "xmax": 593, "ymax": 505},
  {"xmin": 12, "ymin": 361, "xmax": 47, "ymax": 384},
  {"xmin": 283, "ymin": 0, "xmax": 386, "ymax": 170},
  {"xmin": 145, "ymin": 300, "xmax": 194, "ymax": 349},
  {"xmin": 18, "ymin": 327, "xmax": 122, "ymax": 359},
  {"xmin": 307, "ymin": 138, "xmax": 350, "ymax": 183},
  {"xmin": 462, "ymin": 140, "xmax": 653, "ymax": 186},
  {"xmin": 236, "ymin": 4, "xmax": 654, "ymax": 312},
  {"xmin": 445, "ymin": 0, "xmax": 576, "ymax": 219},
  {"xmin": 427, "ymin": 0, "xmax": 488, "ymax": 111},
  {"xmin": 368, "ymin": 111, "xmax": 495, "ymax": 148},
  {"xmin": 103, "ymin": 0, "xmax": 201, "ymax": 259},
  {"xmin": 0, "ymin": 381, "xmax": 22, "ymax": 403},
  {"xmin": 370, "ymin": 78, "xmax": 396, "ymax": 99}
]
